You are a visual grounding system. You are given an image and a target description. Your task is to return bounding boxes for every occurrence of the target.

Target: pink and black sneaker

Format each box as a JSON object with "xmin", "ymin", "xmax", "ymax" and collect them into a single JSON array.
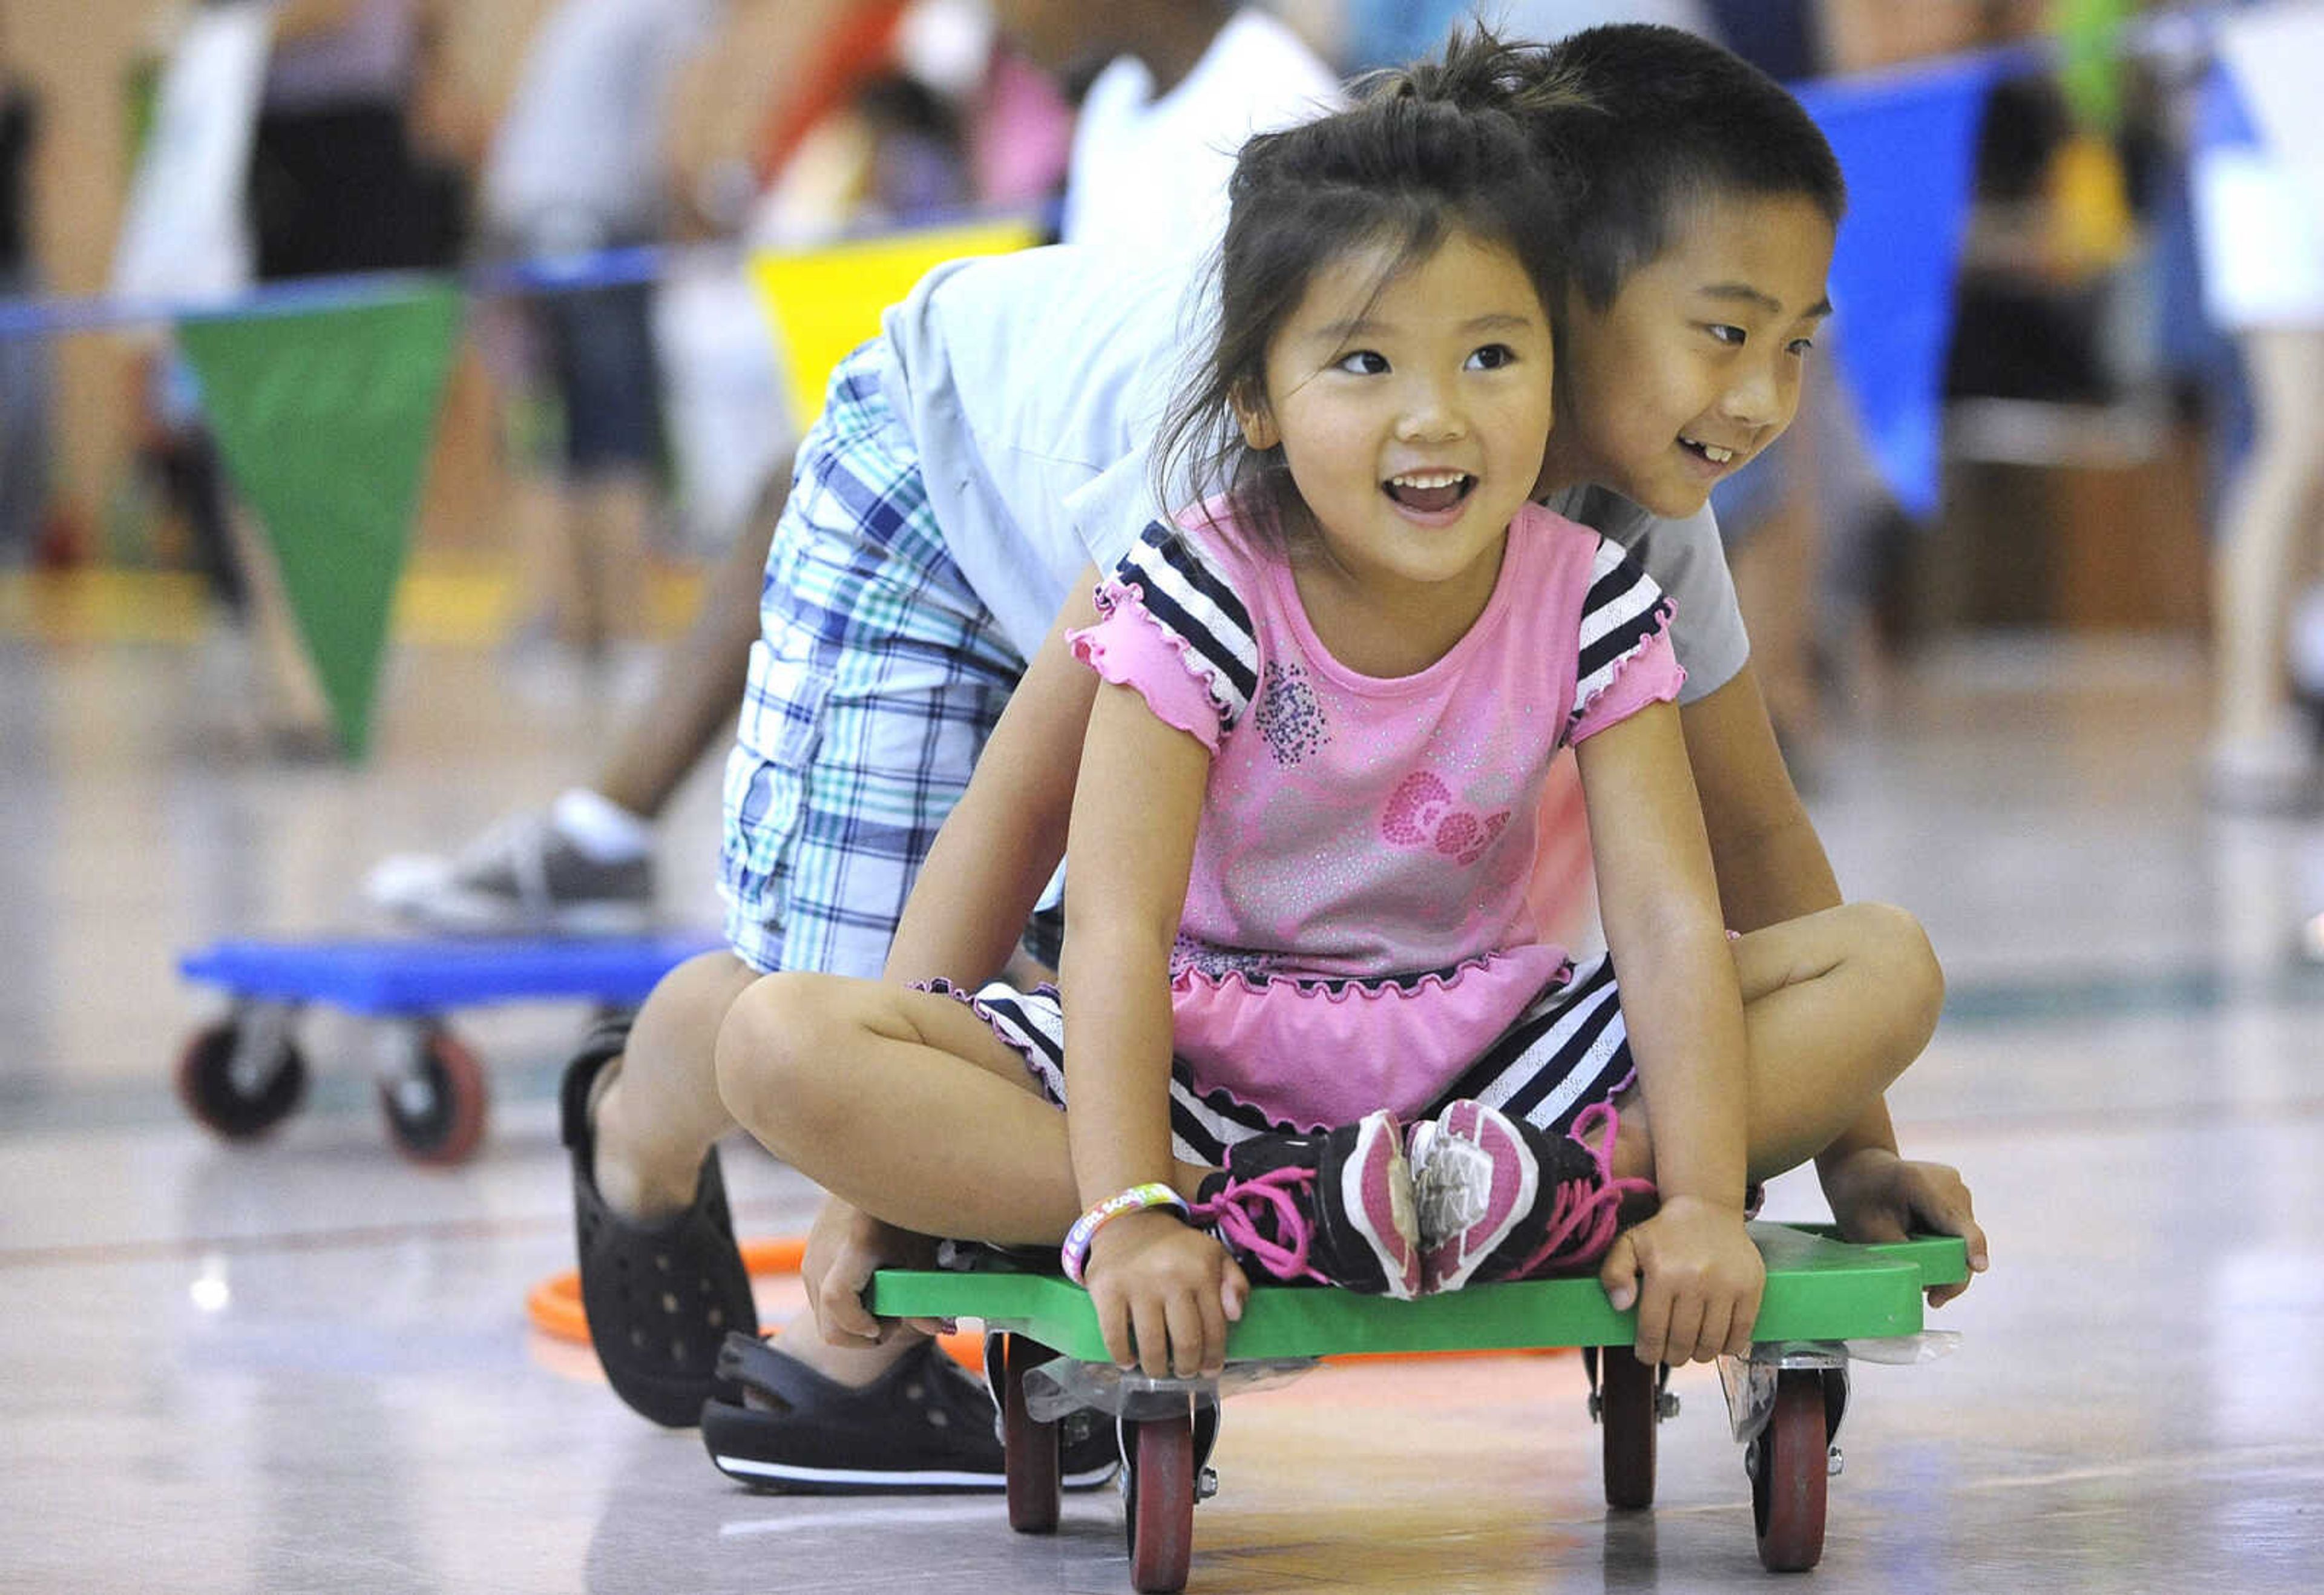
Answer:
[
  {"xmin": 1408, "ymin": 1099, "xmax": 1653, "ymax": 1293},
  {"xmin": 1193, "ymin": 1110, "xmax": 1422, "ymax": 1300}
]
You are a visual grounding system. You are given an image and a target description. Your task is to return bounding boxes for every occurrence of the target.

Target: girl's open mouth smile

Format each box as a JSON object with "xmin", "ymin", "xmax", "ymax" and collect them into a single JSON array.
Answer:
[{"xmin": 1382, "ymin": 471, "xmax": 1477, "ymax": 515}]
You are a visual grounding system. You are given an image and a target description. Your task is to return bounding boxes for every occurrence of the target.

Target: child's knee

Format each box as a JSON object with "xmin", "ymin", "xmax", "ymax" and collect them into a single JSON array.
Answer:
[
  {"xmin": 714, "ymin": 970, "xmax": 847, "ymax": 1142},
  {"xmin": 1848, "ymin": 901, "xmax": 1945, "ymax": 1053}
]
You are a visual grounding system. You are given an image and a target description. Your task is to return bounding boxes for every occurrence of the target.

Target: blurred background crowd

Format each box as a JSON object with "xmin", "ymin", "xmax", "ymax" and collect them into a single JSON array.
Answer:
[{"xmin": 1, "ymin": 0, "xmax": 2321, "ymax": 875}]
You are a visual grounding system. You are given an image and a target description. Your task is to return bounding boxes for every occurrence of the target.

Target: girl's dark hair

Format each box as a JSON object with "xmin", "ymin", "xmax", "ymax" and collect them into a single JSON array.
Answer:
[
  {"xmin": 1517, "ymin": 24, "xmax": 1846, "ymax": 309},
  {"xmin": 1153, "ymin": 27, "xmax": 1589, "ymax": 550}
]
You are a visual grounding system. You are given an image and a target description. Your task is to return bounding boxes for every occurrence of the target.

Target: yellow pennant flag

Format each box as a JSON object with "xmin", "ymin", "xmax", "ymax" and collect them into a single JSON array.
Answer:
[{"xmin": 749, "ymin": 219, "xmax": 1039, "ymax": 428}]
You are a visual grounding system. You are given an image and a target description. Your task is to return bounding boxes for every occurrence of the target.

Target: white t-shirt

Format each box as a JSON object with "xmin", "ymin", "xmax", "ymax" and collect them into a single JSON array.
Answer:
[
  {"xmin": 481, "ymin": 0, "xmax": 718, "ymax": 250},
  {"xmin": 878, "ymin": 245, "xmax": 1750, "ymax": 701},
  {"xmin": 1059, "ymin": 8, "xmax": 1344, "ymax": 265},
  {"xmin": 2191, "ymin": 8, "xmax": 2324, "ymax": 329}
]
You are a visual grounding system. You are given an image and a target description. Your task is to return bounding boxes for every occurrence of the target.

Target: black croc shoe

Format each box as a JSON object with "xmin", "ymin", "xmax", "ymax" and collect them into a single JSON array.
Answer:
[
  {"xmin": 562, "ymin": 1018, "xmax": 758, "ymax": 1427},
  {"xmin": 700, "ymin": 1335, "xmax": 1119, "ymax": 1494}
]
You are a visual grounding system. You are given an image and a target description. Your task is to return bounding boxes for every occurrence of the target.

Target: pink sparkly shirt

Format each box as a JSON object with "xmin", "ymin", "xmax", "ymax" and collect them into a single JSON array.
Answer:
[{"xmin": 1067, "ymin": 499, "xmax": 1684, "ymax": 1131}]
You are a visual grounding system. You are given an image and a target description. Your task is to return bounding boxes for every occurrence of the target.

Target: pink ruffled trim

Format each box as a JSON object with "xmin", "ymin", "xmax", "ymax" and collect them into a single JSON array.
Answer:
[
  {"xmin": 1166, "ymin": 950, "xmax": 1528, "ymax": 1008},
  {"xmin": 1571, "ymin": 597, "xmax": 1684, "ymax": 744},
  {"xmin": 1067, "ymin": 577, "xmax": 1241, "ymax": 753}
]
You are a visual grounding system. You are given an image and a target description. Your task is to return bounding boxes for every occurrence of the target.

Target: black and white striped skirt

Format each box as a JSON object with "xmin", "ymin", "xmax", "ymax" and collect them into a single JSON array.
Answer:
[{"xmin": 925, "ymin": 953, "xmax": 1635, "ymax": 1168}]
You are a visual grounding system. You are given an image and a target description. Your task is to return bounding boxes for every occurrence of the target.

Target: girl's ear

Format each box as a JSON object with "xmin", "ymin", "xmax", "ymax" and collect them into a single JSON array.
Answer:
[{"xmin": 1231, "ymin": 382, "xmax": 1280, "ymax": 452}]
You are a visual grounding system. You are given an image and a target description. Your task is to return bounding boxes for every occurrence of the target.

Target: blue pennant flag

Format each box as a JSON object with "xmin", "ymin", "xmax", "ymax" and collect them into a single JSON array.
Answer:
[{"xmin": 1794, "ymin": 54, "xmax": 1998, "ymax": 519}]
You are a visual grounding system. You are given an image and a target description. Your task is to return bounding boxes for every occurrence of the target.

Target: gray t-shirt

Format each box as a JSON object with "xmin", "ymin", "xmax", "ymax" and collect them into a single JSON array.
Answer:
[{"xmin": 879, "ymin": 245, "xmax": 1750, "ymax": 702}]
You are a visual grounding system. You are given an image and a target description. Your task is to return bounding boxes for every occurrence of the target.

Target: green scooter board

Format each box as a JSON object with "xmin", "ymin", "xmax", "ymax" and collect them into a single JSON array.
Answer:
[
  {"xmin": 873, "ymin": 1222, "xmax": 1964, "ymax": 1358},
  {"xmin": 869, "ymin": 1223, "xmax": 1968, "ymax": 1591}
]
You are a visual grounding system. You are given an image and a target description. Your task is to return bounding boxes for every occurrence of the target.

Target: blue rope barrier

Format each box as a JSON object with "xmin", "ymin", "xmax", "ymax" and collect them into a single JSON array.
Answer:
[
  {"xmin": 0, "ymin": 252, "xmax": 643, "ymax": 343},
  {"xmin": 0, "ymin": 200, "xmax": 1054, "ymax": 342}
]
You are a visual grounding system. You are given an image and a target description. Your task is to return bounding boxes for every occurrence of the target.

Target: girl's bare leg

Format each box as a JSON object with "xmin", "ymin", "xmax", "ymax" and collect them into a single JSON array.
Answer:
[
  {"xmin": 641, "ymin": 906, "xmax": 1935, "ymax": 1246},
  {"xmin": 717, "ymin": 973, "xmax": 1212, "ymax": 1244},
  {"xmin": 1607, "ymin": 901, "xmax": 1945, "ymax": 1186}
]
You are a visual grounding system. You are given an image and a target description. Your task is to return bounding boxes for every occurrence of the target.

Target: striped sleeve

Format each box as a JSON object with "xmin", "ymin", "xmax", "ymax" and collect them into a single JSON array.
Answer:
[
  {"xmin": 1068, "ymin": 520, "xmax": 1261, "ymax": 750},
  {"xmin": 1566, "ymin": 535, "xmax": 1683, "ymax": 743}
]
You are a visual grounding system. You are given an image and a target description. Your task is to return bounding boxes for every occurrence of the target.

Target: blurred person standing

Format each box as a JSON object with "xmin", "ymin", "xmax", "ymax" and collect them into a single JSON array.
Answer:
[
  {"xmin": 2190, "ymin": 0, "xmax": 2324, "ymax": 811},
  {"xmin": 248, "ymin": 0, "xmax": 470, "ymax": 279},
  {"xmin": 112, "ymin": 1, "xmax": 336, "ymax": 753},
  {"xmin": 478, "ymin": 0, "xmax": 722, "ymax": 657}
]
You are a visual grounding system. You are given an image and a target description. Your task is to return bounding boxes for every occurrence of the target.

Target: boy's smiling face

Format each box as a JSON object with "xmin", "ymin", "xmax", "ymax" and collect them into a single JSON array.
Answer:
[{"xmin": 1541, "ymin": 190, "xmax": 1836, "ymax": 519}]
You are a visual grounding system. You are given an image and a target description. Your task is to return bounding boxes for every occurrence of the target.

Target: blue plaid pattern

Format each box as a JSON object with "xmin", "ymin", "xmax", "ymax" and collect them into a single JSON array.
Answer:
[{"xmin": 720, "ymin": 341, "xmax": 1026, "ymax": 976}]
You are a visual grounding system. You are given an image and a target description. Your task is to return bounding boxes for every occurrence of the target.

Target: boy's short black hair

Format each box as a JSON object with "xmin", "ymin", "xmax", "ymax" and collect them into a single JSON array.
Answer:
[{"xmin": 1527, "ymin": 24, "xmax": 1846, "ymax": 309}]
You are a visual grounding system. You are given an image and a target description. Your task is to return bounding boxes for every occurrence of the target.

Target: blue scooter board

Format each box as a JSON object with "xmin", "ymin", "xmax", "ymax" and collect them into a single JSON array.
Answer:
[{"xmin": 176, "ymin": 932, "xmax": 721, "ymax": 1164}]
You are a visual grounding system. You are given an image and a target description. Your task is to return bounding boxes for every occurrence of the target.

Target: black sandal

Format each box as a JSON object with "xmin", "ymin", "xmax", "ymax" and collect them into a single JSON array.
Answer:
[
  {"xmin": 561, "ymin": 1017, "xmax": 758, "ymax": 1427},
  {"xmin": 700, "ymin": 1335, "xmax": 1119, "ymax": 1494}
]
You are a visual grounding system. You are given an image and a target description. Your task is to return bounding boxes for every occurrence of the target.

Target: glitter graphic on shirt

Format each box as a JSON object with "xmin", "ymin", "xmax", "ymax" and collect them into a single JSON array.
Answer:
[
  {"xmin": 1255, "ymin": 660, "xmax": 1330, "ymax": 766},
  {"xmin": 1380, "ymin": 770, "xmax": 1509, "ymax": 866}
]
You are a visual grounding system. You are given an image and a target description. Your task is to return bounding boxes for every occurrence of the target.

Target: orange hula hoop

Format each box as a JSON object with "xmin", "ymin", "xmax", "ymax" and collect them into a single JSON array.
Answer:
[{"xmin": 527, "ymin": 1235, "xmax": 987, "ymax": 1371}]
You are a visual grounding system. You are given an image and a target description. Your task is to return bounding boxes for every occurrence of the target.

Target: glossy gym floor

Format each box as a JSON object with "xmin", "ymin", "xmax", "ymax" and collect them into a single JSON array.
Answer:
[{"xmin": 3, "ymin": 614, "xmax": 2321, "ymax": 1593}]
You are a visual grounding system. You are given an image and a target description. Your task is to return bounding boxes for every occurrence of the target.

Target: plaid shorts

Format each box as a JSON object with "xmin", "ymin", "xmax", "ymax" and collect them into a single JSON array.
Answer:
[
  {"xmin": 934, "ymin": 952, "xmax": 1636, "ymax": 1169},
  {"xmin": 718, "ymin": 340, "xmax": 1027, "ymax": 976}
]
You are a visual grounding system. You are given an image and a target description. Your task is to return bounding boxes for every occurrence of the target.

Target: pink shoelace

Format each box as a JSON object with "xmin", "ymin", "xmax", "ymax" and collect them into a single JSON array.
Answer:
[
  {"xmin": 1506, "ymin": 1099, "xmax": 1658, "ymax": 1279},
  {"xmin": 1191, "ymin": 1166, "xmax": 1325, "ymax": 1284}
]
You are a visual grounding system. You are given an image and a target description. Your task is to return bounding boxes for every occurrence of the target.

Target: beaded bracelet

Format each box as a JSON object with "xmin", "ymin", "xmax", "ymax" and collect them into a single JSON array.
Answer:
[{"xmin": 1060, "ymin": 1182, "xmax": 1191, "ymax": 1284}]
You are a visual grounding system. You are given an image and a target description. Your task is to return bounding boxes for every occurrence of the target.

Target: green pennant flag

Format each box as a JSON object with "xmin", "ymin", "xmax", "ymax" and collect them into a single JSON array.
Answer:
[{"xmin": 176, "ymin": 283, "xmax": 464, "ymax": 759}]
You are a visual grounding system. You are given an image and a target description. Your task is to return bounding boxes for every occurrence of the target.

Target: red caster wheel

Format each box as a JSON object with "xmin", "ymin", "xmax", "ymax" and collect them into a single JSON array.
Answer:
[
  {"xmin": 1124, "ymin": 1412, "xmax": 1195, "ymax": 1594},
  {"xmin": 176, "ymin": 1013, "xmax": 307, "ymax": 1142},
  {"xmin": 378, "ymin": 1025, "xmax": 489, "ymax": 1166},
  {"xmin": 1750, "ymin": 1369, "xmax": 1830, "ymax": 1571},
  {"xmin": 1001, "ymin": 1334, "xmax": 1062, "ymax": 1534},
  {"xmin": 1596, "ymin": 1347, "xmax": 1663, "ymax": 1510}
]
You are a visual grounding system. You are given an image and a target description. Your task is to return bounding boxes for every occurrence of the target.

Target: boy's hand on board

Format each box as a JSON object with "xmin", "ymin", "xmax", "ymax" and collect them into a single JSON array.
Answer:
[
  {"xmin": 1825, "ymin": 1148, "xmax": 1989, "ymax": 1306},
  {"xmin": 801, "ymin": 1195, "xmax": 944, "ymax": 1344},
  {"xmin": 1598, "ymin": 1194, "xmax": 1766, "ymax": 1366}
]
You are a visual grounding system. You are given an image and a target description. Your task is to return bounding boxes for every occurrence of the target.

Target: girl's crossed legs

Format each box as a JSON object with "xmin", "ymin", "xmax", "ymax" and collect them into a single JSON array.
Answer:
[{"xmin": 714, "ymin": 899, "xmax": 1944, "ymax": 1349}]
